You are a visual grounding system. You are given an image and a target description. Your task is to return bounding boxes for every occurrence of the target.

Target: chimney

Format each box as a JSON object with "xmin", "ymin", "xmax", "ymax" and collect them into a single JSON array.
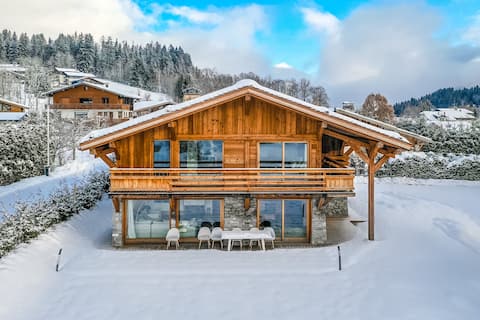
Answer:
[{"xmin": 182, "ymin": 87, "xmax": 202, "ymax": 102}]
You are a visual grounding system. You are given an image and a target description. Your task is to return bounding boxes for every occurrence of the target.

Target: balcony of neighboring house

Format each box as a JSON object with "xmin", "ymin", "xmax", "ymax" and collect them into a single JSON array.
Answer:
[
  {"xmin": 50, "ymin": 103, "xmax": 132, "ymax": 111},
  {"xmin": 109, "ymin": 168, "xmax": 355, "ymax": 195}
]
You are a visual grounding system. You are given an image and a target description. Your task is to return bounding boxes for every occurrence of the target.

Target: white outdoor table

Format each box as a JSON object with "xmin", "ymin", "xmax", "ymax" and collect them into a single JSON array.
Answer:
[{"xmin": 221, "ymin": 230, "xmax": 273, "ymax": 251}]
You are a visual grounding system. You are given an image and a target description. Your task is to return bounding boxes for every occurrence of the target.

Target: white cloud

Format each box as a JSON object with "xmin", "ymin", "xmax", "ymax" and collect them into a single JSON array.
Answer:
[
  {"xmin": 0, "ymin": 0, "xmax": 156, "ymax": 42},
  {"xmin": 0, "ymin": 1, "xmax": 272, "ymax": 76},
  {"xmin": 274, "ymin": 62, "xmax": 294, "ymax": 69},
  {"xmin": 315, "ymin": 4, "xmax": 480, "ymax": 106},
  {"xmin": 301, "ymin": 7, "xmax": 340, "ymax": 39}
]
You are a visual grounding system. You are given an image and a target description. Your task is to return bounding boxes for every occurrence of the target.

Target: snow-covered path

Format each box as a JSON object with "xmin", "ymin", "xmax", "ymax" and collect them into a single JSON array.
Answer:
[{"xmin": 1, "ymin": 180, "xmax": 479, "ymax": 320}]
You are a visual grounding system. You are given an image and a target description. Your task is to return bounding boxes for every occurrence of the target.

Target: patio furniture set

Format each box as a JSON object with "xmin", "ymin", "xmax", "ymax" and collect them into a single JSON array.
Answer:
[{"xmin": 166, "ymin": 226, "xmax": 276, "ymax": 251}]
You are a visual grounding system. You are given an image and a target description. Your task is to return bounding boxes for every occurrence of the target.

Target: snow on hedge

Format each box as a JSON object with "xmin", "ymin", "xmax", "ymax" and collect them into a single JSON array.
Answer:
[{"xmin": 0, "ymin": 171, "xmax": 109, "ymax": 258}]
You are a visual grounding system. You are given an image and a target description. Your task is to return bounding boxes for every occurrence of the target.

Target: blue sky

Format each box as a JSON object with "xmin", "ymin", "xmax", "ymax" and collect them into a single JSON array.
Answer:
[{"xmin": 2, "ymin": 0, "xmax": 480, "ymax": 105}]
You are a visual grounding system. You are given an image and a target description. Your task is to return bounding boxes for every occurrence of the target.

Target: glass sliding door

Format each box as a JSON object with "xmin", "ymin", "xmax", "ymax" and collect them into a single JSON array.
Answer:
[
  {"xmin": 284, "ymin": 200, "xmax": 307, "ymax": 238},
  {"xmin": 258, "ymin": 200, "xmax": 282, "ymax": 238},
  {"xmin": 126, "ymin": 200, "xmax": 170, "ymax": 239},
  {"xmin": 258, "ymin": 199, "xmax": 309, "ymax": 241},
  {"xmin": 178, "ymin": 199, "xmax": 222, "ymax": 238},
  {"xmin": 180, "ymin": 140, "xmax": 223, "ymax": 168}
]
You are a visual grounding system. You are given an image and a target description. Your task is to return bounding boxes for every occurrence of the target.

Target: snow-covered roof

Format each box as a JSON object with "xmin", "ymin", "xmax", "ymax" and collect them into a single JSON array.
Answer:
[
  {"xmin": 0, "ymin": 97, "xmax": 29, "ymax": 109},
  {"xmin": 0, "ymin": 112, "xmax": 27, "ymax": 121},
  {"xmin": 47, "ymin": 78, "xmax": 171, "ymax": 102},
  {"xmin": 421, "ymin": 108, "xmax": 476, "ymax": 122},
  {"xmin": 80, "ymin": 79, "xmax": 411, "ymax": 147},
  {"xmin": 133, "ymin": 100, "xmax": 172, "ymax": 112},
  {"xmin": 55, "ymin": 67, "xmax": 96, "ymax": 78},
  {"xmin": 0, "ymin": 64, "xmax": 26, "ymax": 73}
]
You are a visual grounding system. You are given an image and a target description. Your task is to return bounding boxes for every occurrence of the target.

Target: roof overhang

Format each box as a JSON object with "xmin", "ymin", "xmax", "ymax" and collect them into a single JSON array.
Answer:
[{"xmin": 80, "ymin": 83, "xmax": 414, "ymax": 152}]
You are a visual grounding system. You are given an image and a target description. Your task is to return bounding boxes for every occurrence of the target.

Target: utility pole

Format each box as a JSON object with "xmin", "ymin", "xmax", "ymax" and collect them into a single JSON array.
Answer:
[{"xmin": 45, "ymin": 101, "xmax": 50, "ymax": 176}]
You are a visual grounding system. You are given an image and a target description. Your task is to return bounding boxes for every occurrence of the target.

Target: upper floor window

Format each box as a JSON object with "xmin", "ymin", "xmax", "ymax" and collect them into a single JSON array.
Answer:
[
  {"xmin": 102, "ymin": 97, "xmax": 109, "ymax": 104},
  {"xmin": 153, "ymin": 140, "xmax": 170, "ymax": 168},
  {"xmin": 79, "ymin": 98, "xmax": 92, "ymax": 104},
  {"xmin": 180, "ymin": 141, "xmax": 223, "ymax": 168},
  {"xmin": 259, "ymin": 142, "xmax": 307, "ymax": 168}
]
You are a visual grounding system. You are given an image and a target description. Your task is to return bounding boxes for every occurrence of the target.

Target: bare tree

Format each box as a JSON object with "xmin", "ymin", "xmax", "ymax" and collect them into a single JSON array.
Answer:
[{"xmin": 360, "ymin": 93, "xmax": 395, "ymax": 123}]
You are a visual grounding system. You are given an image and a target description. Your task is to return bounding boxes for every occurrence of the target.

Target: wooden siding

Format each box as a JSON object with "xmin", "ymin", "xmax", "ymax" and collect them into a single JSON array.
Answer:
[
  {"xmin": 114, "ymin": 97, "xmax": 323, "ymax": 169},
  {"xmin": 52, "ymin": 85, "xmax": 126, "ymax": 105}
]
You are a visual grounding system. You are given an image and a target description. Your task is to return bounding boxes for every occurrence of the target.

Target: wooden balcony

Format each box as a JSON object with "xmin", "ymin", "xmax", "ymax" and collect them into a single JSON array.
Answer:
[
  {"xmin": 50, "ymin": 103, "xmax": 131, "ymax": 110},
  {"xmin": 109, "ymin": 168, "xmax": 355, "ymax": 194}
]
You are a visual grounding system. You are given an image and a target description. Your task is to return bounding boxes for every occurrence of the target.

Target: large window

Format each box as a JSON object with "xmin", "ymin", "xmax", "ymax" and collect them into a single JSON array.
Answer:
[
  {"xmin": 259, "ymin": 142, "xmax": 307, "ymax": 168},
  {"xmin": 154, "ymin": 140, "xmax": 170, "ymax": 168},
  {"xmin": 126, "ymin": 200, "xmax": 171, "ymax": 239},
  {"xmin": 180, "ymin": 140, "xmax": 223, "ymax": 168},
  {"xmin": 178, "ymin": 199, "xmax": 222, "ymax": 237},
  {"xmin": 258, "ymin": 199, "xmax": 308, "ymax": 240}
]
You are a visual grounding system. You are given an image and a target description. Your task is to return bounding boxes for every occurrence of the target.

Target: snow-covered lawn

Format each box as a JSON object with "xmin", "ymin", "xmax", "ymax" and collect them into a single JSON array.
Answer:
[{"xmin": 1, "ymin": 179, "xmax": 479, "ymax": 320}]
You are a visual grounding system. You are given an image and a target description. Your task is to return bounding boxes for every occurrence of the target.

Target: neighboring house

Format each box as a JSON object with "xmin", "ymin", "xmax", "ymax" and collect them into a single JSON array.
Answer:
[
  {"xmin": 79, "ymin": 79, "xmax": 427, "ymax": 247},
  {"xmin": 0, "ymin": 64, "xmax": 26, "ymax": 78},
  {"xmin": 46, "ymin": 78, "xmax": 172, "ymax": 124},
  {"xmin": 420, "ymin": 108, "xmax": 476, "ymax": 128},
  {"xmin": 53, "ymin": 67, "xmax": 96, "ymax": 86},
  {"xmin": 0, "ymin": 97, "xmax": 28, "ymax": 121},
  {"xmin": 182, "ymin": 87, "xmax": 202, "ymax": 101},
  {"xmin": 133, "ymin": 100, "xmax": 172, "ymax": 117}
]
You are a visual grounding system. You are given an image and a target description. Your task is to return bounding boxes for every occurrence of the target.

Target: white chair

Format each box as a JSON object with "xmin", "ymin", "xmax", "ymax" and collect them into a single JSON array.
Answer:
[
  {"xmin": 210, "ymin": 227, "xmax": 223, "ymax": 249},
  {"xmin": 166, "ymin": 228, "xmax": 180, "ymax": 250},
  {"xmin": 197, "ymin": 227, "xmax": 211, "ymax": 249},
  {"xmin": 231, "ymin": 227, "xmax": 243, "ymax": 250},
  {"xmin": 263, "ymin": 227, "xmax": 276, "ymax": 249},
  {"xmin": 249, "ymin": 227, "xmax": 261, "ymax": 249}
]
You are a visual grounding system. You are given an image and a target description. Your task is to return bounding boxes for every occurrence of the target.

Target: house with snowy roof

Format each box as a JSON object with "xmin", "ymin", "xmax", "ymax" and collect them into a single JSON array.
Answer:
[
  {"xmin": 46, "ymin": 77, "xmax": 173, "ymax": 124},
  {"xmin": 54, "ymin": 67, "xmax": 97, "ymax": 86},
  {"xmin": 79, "ymin": 79, "xmax": 429, "ymax": 247},
  {"xmin": 420, "ymin": 107, "xmax": 476, "ymax": 128},
  {"xmin": 0, "ymin": 97, "xmax": 28, "ymax": 121}
]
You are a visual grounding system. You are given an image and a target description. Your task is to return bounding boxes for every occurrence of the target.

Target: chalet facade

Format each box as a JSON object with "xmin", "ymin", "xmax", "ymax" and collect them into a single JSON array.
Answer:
[
  {"xmin": 79, "ymin": 80, "xmax": 427, "ymax": 247},
  {"xmin": 0, "ymin": 97, "xmax": 28, "ymax": 121},
  {"xmin": 47, "ymin": 78, "xmax": 172, "ymax": 124}
]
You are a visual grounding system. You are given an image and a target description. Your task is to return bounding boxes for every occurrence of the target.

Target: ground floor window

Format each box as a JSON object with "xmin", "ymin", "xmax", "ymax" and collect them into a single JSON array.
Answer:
[
  {"xmin": 258, "ymin": 199, "xmax": 308, "ymax": 240},
  {"xmin": 178, "ymin": 199, "xmax": 222, "ymax": 238},
  {"xmin": 126, "ymin": 199, "xmax": 170, "ymax": 239}
]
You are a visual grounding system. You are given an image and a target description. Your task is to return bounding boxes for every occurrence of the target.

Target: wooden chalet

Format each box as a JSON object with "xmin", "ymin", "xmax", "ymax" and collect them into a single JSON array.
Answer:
[
  {"xmin": 79, "ymin": 79, "xmax": 428, "ymax": 247},
  {"xmin": 47, "ymin": 78, "xmax": 172, "ymax": 124},
  {"xmin": 0, "ymin": 97, "xmax": 28, "ymax": 121}
]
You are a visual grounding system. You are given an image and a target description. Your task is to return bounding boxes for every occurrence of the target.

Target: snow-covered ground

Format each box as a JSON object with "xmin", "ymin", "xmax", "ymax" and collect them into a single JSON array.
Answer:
[
  {"xmin": 0, "ymin": 178, "xmax": 479, "ymax": 320},
  {"xmin": 0, "ymin": 151, "xmax": 106, "ymax": 218}
]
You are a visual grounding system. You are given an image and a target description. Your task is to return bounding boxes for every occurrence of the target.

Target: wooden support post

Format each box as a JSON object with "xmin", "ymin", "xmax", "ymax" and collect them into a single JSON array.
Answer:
[{"xmin": 368, "ymin": 157, "xmax": 375, "ymax": 240}]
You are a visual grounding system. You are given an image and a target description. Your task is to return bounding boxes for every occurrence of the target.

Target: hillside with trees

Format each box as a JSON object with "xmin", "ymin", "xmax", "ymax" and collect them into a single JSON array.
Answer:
[
  {"xmin": 394, "ymin": 86, "xmax": 480, "ymax": 116},
  {"xmin": 0, "ymin": 29, "xmax": 328, "ymax": 105}
]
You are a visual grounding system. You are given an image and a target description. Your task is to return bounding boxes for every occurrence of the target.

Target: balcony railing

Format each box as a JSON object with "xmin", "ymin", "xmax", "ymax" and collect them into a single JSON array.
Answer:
[
  {"xmin": 109, "ymin": 168, "xmax": 355, "ymax": 194},
  {"xmin": 50, "ymin": 103, "xmax": 131, "ymax": 110}
]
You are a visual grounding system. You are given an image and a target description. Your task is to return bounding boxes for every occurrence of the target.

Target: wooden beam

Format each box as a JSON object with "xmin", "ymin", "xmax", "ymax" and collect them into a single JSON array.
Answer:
[
  {"xmin": 168, "ymin": 121, "xmax": 177, "ymax": 140},
  {"xmin": 98, "ymin": 153, "xmax": 116, "ymax": 168},
  {"xmin": 112, "ymin": 197, "xmax": 120, "ymax": 212},
  {"xmin": 324, "ymin": 129, "xmax": 370, "ymax": 149},
  {"xmin": 245, "ymin": 94, "xmax": 251, "ymax": 102},
  {"xmin": 349, "ymin": 143, "xmax": 369, "ymax": 163},
  {"xmin": 244, "ymin": 197, "xmax": 251, "ymax": 210},
  {"xmin": 374, "ymin": 154, "xmax": 391, "ymax": 172},
  {"xmin": 343, "ymin": 147, "xmax": 354, "ymax": 158}
]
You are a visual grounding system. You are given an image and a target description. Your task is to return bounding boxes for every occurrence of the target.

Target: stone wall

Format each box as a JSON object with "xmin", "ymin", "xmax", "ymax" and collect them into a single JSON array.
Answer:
[
  {"xmin": 112, "ymin": 202, "xmax": 123, "ymax": 247},
  {"xmin": 223, "ymin": 196, "xmax": 257, "ymax": 229},
  {"xmin": 311, "ymin": 197, "xmax": 327, "ymax": 245},
  {"xmin": 320, "ymin": 197, "xmax": 348, "ymax": 217}
]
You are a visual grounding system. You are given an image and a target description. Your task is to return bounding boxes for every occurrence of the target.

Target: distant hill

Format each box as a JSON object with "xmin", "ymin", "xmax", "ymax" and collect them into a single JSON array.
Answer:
[{"xmin": 394, "ymin": 86, "xmax": 480, "ymax": 115}]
